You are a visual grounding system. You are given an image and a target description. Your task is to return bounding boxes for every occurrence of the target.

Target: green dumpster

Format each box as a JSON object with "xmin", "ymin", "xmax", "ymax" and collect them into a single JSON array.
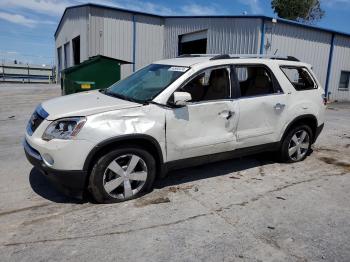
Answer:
[{"xmin": 61, "ymin": 55, "xmax": 132, "ymax": 95}]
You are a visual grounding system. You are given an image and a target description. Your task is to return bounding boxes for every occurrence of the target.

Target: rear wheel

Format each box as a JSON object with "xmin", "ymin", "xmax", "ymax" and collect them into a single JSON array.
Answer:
[
  {"xmin": 89, "ymin": 146, "xmax": 156, "ymax": 203},
  {"xmin": 280, "ymin": 125, "xmax": 312, "ymax": 163}
]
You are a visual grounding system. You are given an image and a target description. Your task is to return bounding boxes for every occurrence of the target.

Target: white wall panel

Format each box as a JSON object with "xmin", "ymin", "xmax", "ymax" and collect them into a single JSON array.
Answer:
[
  {"xmin": 264, "ymin": 21, "xmax": 332, "ymax": 87},
  {"xmin": 55, "ymin": 6, "xmax": 89, "ymax": 77},
  {"xmin": 135, "ymin": 15, "xmax": 164, "ymax": 71},
  {"xmin": 328, "ymin": 35, "xmax": 350, "ymax": 101},
  {"xmin": 163, "ymin": 18, "xmax": 260, "ymax": 58}
]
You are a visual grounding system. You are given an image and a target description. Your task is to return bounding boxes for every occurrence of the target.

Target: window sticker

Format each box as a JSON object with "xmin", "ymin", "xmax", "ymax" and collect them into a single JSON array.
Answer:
[{"xmin": 168, "ymin": 66, "xmax": 189, "ymax": 72}]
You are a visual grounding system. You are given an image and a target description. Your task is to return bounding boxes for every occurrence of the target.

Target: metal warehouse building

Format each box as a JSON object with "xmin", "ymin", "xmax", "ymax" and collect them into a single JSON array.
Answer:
[{"xmin": 55, "ymin": 3, "xmax": 350, "ymax": 101}]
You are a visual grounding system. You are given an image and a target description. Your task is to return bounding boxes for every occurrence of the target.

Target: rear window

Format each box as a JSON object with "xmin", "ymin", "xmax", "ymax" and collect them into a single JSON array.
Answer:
[{"xmin": 281, "ymin": 66, "xmax": 317, "ymax": 91}]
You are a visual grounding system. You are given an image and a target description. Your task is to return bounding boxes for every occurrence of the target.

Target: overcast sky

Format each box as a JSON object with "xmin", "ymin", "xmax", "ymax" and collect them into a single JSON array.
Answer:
[{"xmin": 0, "ymin": 0, "xmax": 349, "ymax": 65}]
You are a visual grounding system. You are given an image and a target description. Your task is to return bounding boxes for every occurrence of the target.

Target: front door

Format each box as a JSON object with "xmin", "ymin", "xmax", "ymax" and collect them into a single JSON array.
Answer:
[{"xmin": 165, "ymin": 66, "xmax": 239, "ymax": 161}]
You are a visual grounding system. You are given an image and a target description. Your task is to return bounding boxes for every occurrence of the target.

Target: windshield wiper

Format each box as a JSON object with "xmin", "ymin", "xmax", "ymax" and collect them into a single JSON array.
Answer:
[
  {"xmin": 103, "ymin": 90, "xmax": 142, "ymax": 104},
  {"xmin": 143, "ymin": 100, "xmax": 167, "ymax": 107}
]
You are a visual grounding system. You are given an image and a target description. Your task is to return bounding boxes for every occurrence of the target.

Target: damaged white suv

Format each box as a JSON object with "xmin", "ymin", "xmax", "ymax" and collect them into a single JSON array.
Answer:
[{"xmin": 24, "ymin": 55, "xmax": 325, "ymax": 203}]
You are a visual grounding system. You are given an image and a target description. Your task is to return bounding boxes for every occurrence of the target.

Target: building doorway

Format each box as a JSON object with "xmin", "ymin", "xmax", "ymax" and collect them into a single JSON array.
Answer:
[
  {"xmin": 179, "ymin": 30, "xmax": 207, "ymax": 55},
  {"xmin": 72, "ymin": 36, "xmax": 80, "ymax": 65},
  {"xmin": 64, "ymin": 42, "xmax": 70, "ymax": 69}
]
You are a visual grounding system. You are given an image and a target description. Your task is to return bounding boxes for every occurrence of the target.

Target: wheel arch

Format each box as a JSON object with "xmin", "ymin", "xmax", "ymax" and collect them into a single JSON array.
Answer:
[
  {"xmin": 83, "ymin": 134, "xmax": 165, "ymax": 177},
  {"xmin": 281, "ymin": 114, "xmax": 318, "ymax": 143}
]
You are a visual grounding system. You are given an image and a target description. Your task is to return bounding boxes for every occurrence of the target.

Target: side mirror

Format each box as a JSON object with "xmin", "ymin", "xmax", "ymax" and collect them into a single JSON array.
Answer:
[{"xmin": 173, "ymin": 91, "xmax": 192, "ymax": 106}]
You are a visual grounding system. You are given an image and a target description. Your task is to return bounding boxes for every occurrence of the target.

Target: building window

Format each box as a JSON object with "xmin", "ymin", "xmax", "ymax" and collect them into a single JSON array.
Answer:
[
  {"xmin": 339, "ymin": 71, "xmax": 350, "ymax": 91},
  {"xmin": 72, "ymin": 36, "xmax": 80, "ymax": 65}
]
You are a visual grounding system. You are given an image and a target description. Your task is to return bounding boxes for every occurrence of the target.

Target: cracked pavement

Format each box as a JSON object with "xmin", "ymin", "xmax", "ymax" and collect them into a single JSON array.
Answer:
[{"xmin": 0, "ymin": 84, "xmax": 349, "ymax": 261}]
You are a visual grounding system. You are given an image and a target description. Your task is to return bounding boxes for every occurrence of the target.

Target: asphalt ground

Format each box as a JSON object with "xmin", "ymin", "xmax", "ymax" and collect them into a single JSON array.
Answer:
[{"xmin": 0, "ymin": 83, "xmax": 349, "ymax": 261}]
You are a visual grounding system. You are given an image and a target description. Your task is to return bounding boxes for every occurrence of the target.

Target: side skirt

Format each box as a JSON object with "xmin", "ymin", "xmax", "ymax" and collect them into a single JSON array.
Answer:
[{"xmin": 164, "ymin": 142, "xmax": 280, "ymax": 173}]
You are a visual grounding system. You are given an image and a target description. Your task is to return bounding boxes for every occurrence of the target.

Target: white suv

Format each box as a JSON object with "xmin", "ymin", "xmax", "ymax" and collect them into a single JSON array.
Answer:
[{"xmin": 24, "ymin": 55, "xmax": 325, "ymax": 203}]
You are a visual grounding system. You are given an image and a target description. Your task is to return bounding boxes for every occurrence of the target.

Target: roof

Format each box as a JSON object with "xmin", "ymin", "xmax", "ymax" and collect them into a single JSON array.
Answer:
[
  {"xmin": 55, "ymin": 3, "xmax": 350, "ymax": 39},
  {"xmin": 154, "ymin": 55, "xmax": 309, "ymax": 68},
  {"xmin": 0, "ymin": 63, "xmax": 52, "ymax": 70},
  {"xmin": 155, "ymin": 57, "xmax": 213, "ymax": 67},
  {"xmin": 61, "ymin": 55, "xmax": 132, "ymax": 74}
]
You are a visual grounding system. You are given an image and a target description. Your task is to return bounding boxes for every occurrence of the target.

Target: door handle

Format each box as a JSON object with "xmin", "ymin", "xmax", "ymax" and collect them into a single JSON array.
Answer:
[
  {"xmin": 274, "ymin": 103, "xmax": 286, "ymax": 111},
  {"xmin": 219, "ymin": 110, "xmax": 235, "ymax": 120}
]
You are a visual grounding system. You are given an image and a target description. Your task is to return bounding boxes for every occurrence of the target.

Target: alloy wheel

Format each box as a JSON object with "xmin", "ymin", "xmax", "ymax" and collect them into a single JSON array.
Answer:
[
  {"xmin": 288, "ymin": 130, "xmax": 310, "ymax": 161},
  {"xmin": 103, "ymin": 154, "xmax": 148, "ymax": 200}
]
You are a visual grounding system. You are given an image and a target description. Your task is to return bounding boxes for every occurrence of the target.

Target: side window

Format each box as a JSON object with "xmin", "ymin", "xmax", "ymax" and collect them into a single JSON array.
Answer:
[
  {"xmin": 236, "ymin": 66, "xmax": 276, "ymax": 97},
  {"xmin": 180, "ymin": 67, "xmax": 230, "ymax": 102},
  {"xmin": 281, "ymin": 66, "xmax": 316, "ymax": 91},
  {"xmin": 339, "ymin": 71, "xmax": 350, "ymax": 90}
]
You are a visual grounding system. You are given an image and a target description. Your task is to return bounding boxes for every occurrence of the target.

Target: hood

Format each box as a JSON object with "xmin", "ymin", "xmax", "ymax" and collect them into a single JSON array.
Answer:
[{"xmin": 41, "ymin": 90, "xmax": 141, "ymax": 120}]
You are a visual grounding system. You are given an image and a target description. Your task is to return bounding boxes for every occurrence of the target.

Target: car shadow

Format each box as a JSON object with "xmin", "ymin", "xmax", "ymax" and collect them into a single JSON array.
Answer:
[
  {"xmin": 154, "ymin": 153, "xmax": 277, "ymax": 189},
  {"xmin": 29, "ymin": 167, "xmax": 88, "ymax": 204},
  {"xmin": 29, "ymin": 152, "xmax": 279, "ymax": 203}
]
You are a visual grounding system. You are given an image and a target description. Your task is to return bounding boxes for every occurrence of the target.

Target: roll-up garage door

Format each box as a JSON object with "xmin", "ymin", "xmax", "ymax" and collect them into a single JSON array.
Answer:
[{"xmin": 179, "ymin": 30, "xmax": 207, "ymax": 55}]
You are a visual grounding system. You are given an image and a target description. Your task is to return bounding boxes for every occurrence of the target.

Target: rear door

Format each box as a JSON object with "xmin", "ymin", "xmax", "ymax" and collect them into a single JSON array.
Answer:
[
  {"xmin": 234, "ymin": 64, "xmax": 289, "ymax": 148},
  {"xmin": 165, "ymin": 66, "xmax": 239, "ymax": 161}
]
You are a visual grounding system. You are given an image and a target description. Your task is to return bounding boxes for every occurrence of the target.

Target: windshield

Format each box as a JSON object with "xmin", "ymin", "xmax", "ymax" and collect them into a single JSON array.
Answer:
[{"xmin": 105, "ymin": 64, "xmax": 189, "ymax": 103}]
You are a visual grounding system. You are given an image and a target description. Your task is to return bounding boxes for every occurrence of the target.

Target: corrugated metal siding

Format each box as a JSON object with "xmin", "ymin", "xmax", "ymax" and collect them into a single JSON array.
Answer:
[
  {"xmin": 135, "ymin": 15, "xmax": 164, "ymax": 70},
  {"xmin": 329, "ymin": 35, "xmax": 350, "ymax": 101},
  {"xmin": 55, "ymin": 7, "xmax": 89, "ymax": 69},
  {"xmin": 163, "ymin": 18, "xmax": 260, "ymax": 58},
  {"xmin": 89, "ymin": 8, "xmax": 164, "ymax": 77},
  {"xmin": 264, "ymin": 21, "xmax": 332, "ymax": 87},
  {"xmin": 99, "ymin": 8, "xmax": 133, "ymax": 77},
  {"xmin": 89, "ymin": 7, "xmax": 105, "ymax": 57}
]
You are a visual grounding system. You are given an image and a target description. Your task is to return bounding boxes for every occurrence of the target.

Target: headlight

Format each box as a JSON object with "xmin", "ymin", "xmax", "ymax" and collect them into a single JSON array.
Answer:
[{"xmin": 42, "ymin": 117, "xmax": 86, "ymax": 141}]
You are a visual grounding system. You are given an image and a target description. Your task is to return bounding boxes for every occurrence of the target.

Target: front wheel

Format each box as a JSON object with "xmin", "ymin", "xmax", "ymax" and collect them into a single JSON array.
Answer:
[
  {"xmin": 280, "ymin": 125, "xmax": 313, "ymax": 163},
  {"xmin": 89, "ymin": 146, "xmax": 156, "ymax": 203}
]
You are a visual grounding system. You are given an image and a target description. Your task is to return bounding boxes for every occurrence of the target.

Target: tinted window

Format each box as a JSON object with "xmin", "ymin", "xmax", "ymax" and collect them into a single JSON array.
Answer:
[
  {"xmin": 339, "ymin": 71, "xmax": 350, "ymax": 90},
  {"xmin": 281, "ymin": 66, "xmax": 316, "ymax": 91},
  {"xmin": 180, "ymin": 68, "xmax": 230, "ymax": 102},
  {"xmin": 236, "ymin": 66, "xmax": 276, "ymax": 97}
]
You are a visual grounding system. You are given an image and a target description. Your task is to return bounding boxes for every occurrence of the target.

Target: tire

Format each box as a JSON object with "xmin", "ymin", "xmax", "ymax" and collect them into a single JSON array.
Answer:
[
  {"xmin": 89, "ymin": 146, "xmax": 156, "ymax": 203},
  {"xmin": 280, "ymin": 125, "xmax": 313, "ymax": 163}
]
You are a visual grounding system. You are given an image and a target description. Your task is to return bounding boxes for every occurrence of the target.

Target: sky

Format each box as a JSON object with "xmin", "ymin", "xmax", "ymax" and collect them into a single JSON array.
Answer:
[{"xmin": 0, "ymin": 0, "xmax": 349, "ymax": 66}]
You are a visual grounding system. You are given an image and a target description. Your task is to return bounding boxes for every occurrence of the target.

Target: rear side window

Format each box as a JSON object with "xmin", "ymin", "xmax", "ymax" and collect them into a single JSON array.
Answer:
[
  {"xmin": 281, "ymin": 66, "xmax": 317, "ymax": 91},
  {"xmin": 235, "ymin": 65, "xmax": 280, "ymax": 97}
]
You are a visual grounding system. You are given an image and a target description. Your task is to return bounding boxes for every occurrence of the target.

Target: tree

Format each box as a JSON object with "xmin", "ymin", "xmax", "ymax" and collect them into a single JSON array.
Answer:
[{"xmin": 271, "ymin": 0, "xmax": 325, "ymax": 24}]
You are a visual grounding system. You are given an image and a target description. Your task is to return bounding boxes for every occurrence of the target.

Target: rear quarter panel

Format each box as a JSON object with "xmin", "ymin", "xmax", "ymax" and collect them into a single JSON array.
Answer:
[{"xmin": 272, "ymin": 62, "xmax": 326, "ymax": 141}]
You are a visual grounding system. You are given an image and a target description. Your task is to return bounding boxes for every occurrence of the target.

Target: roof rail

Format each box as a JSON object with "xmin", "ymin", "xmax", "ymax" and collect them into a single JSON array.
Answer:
[
  {"xmin": 178, "ymin": 54, "xmax": 300, "ymax": 62},
  {"xmin": 177, "ymin": 53, "xmax": 300, "ymax": 61},
  {"xmin": 227, "ymin": 54, "xmax": 300, "ymax": 61},
  {"xmin": 210, "ymin": 54, "xmax": 231, "ymax": 60}
]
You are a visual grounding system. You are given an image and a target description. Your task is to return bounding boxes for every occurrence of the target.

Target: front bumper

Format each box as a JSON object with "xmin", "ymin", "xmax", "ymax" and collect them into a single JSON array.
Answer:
[{"xmin": 23, "ymin": 139, "xmax": 88, "ymax": 199}]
